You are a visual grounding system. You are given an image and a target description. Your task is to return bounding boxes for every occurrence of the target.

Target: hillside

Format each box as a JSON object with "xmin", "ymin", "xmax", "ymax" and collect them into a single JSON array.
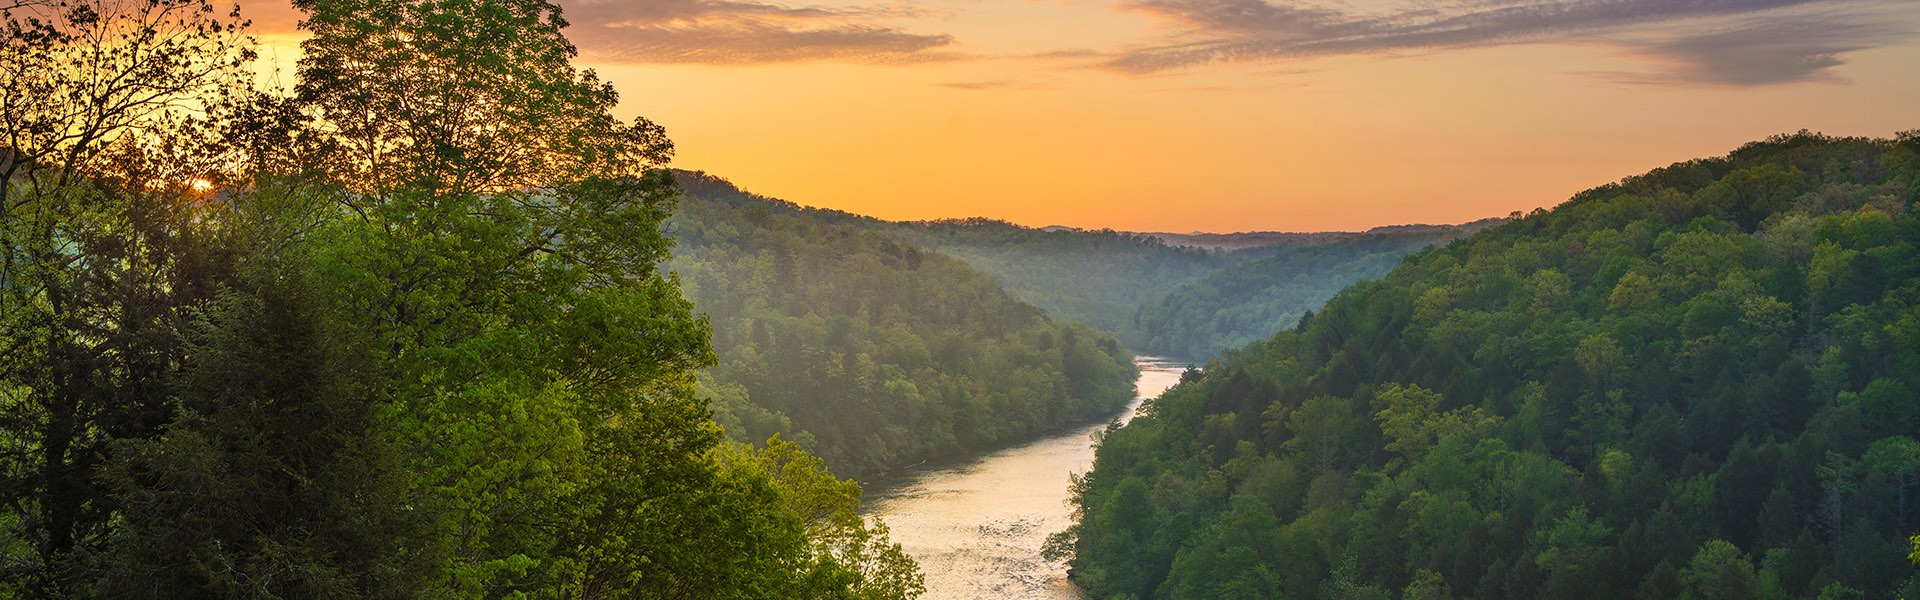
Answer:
[
  {"xmin": 668, "ymin": 172, "xmax": 1140, "ymax": 477},
  {"xmin": 889, "ymin": 218, "xmax": 1496, "ymax": 358},
  {"xmin": 889, "ymin": 219, "xmax": 1246, "ymax": 334},
  {"xmin": 1129, "ymin": 222, "xmax": 1497, "ymax": 360},
  {"xmin": 677, "ymin": 175, "xmax": 1489, "ymax": 364},
  {"xmin": 1061, "ymin": 132, "xmax": 1920, "ymax": 599}
]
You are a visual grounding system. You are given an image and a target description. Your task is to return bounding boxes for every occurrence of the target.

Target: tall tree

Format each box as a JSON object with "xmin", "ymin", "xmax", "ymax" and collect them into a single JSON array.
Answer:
[
  {"xmin": 287, "ymin": 0, "xmax": 857, "ymax": 594},
  {"xmin": 0, "ymin": 0, "xmax": 251, "ymax": 592}
]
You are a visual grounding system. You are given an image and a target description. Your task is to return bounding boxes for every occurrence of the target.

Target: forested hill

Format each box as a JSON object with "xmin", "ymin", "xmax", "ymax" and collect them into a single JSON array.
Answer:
[
  {"xmin": 667, "ymin": 172, "xmax": 1139, "ymax": 477},
  {"xmin": 890, "ymin": 219, "xmax": 1243, "ymax": 333},
  {"xmin": 1062, "ymin": 132, "xmax": 1920, "ymax": 599},
  {"xmin": 1129, "ymin": 221, "xmax": 1498, "ymax": 360},
  {"xmin": 889, "ymin": 219, "xmax": 1495, "ymax": 356}
]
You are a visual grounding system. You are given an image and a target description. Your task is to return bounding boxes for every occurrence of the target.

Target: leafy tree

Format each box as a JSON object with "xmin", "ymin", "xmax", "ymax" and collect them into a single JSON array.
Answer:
[
  {"xmin": 92, "ymin": 199, "xmax": 429, "ymax": 595},
  {"xmin": 0, "ymin": 0, "xmax": 251, "ymax": 592},
  {"xmin": 1680, "ymin": 540, "xmax": 1759, "ymax": 600},
  {"xmin": 719, "ymin": 436, "xmax": 925, "ymax": 599}
]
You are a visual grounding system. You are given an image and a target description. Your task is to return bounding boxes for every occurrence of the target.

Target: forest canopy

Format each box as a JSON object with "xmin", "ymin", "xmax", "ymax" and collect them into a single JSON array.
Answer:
[{"xmin": 1062, "ymin": 131, "xmax": 1920, "ymax": 600}]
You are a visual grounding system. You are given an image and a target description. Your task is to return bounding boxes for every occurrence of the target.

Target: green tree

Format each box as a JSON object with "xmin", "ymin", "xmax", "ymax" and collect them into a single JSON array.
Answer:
[
  {"xmin": 92, "ymin": 198, "xmax": 429, "ymax": 595},
  {"xmin": 1681, "ymin": 540, "xmax": 1759, "ymax": 600},
  {"xmin": 721, "ymin": 436, "xmax": 925, "ymax": 599},
  {"xmin": 0, "ymin": 1, "xmax": 252, "ymax": 591}
]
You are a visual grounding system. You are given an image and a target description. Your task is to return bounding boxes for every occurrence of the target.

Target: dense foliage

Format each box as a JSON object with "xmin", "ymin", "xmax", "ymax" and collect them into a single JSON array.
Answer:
[
  {"xmin": 670, "ymin": 172, "xmax": 1140, "ymax": 476},
  {"xmin": 1129, "ymin": 224, "xmax": 1491, "ymax": 360},
  {"xmin": 1063, "ymin": 132, "xmax": 1920, "ymax": 599},
  {"xmin": 0, "ymin": 1, "xmax": 917, "ymax": 596}
]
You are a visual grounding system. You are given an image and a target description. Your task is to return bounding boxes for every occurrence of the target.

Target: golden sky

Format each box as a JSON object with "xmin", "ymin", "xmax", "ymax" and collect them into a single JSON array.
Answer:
[{"xmin": 243, "ymin": 0, "xmax": 1920, "ymax": 232}]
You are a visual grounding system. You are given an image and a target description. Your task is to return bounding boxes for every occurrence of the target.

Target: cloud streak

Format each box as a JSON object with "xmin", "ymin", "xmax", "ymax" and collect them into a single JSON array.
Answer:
[
  {"xmin": 1101, "ymin": 0, "xmax": 1907, "ymax": 84},
  {"xmin": 1606, "ymin": 19, "xmax": 1896, "ymax": 85},
  {"xmin": 231, "ymin": 0, "xmax": 957, "ymax": 65},
  {"xmin": 558, "ymin": 0, "xmax": 956, "ymax": 64}
]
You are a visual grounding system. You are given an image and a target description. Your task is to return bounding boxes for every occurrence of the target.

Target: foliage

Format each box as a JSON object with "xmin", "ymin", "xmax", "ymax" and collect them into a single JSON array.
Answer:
[
  {"xmin": 1065, "ymin": 131, "xmax": 1920, "ymax": 599},
  {"xmin": 670, "ymin": 171, "xmax": 1139, "ymax": 476},
  {"xmin": 0, "ymin": 0, "xmax": 253, "ymax": 592},
  {"xmin": 0, "ymin": 0, "xmax": 922, "ymax": 596}
]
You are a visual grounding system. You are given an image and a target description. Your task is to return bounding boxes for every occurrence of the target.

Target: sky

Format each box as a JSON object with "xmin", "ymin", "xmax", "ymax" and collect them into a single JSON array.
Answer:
[{"xmin": 242, "ymin": 0, "xmax": 1920, "ymax": 232}]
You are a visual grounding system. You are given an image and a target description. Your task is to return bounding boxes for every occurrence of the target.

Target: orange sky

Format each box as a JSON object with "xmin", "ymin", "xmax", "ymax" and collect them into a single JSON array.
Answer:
[{"xmin": 243, "ymin": 0, "xmax": 1920, "ymax": 232}]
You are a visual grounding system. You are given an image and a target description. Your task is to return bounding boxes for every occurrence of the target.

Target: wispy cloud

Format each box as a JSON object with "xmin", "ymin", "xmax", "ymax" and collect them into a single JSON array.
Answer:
[
  {"xmin": 559, "ymin": 0, "xmax": 956, "ymax": 64},
  {"xmin": 232, "ymin": 0, "xmax": 958, "ymax": 65},
  {"xmin": 1602, "ymin": 19, "xmax": 1898, "ymax": 85},
  {"xmin": 938, "ymin": 80, "xmax": 1060, "ymax": 91},
  {"xmin": 1098, "ymin": 0, "xmax": 1909, "ymax": 84}
]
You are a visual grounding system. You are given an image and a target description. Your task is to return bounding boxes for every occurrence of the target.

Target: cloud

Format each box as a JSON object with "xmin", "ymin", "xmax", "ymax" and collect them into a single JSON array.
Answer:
[
  {"xmin": 1099, "ymin": 0, "xmax": 1908, "ymax": 84},
  {"xmin": 232, "ymin": 0, "xmax": 957, "ymax": 65},
  {"xmin": 938, "ymin": 80, "xmax": 1059, "ymax": 90},
  {"xmin": 1605, "ymin": 19, "xmax": 1897, "ymax": 85},
  {"xmin": 558, "ymin": 0, "xmax": 957, "ymax": 64}
]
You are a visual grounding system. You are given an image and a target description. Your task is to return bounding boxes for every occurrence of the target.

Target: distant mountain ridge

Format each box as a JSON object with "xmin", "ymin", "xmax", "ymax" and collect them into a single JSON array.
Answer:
[
  {"xmin": 1142, "ymin": 220, "xmax": 1508, "ymax": 252},
  {"xmin": 670, "ymin": 169, "xmax": 1500, "ymax": 361},
  {"xmin": 1127, "ymin": 220, "xmax": 1498, "ymax": 359}
]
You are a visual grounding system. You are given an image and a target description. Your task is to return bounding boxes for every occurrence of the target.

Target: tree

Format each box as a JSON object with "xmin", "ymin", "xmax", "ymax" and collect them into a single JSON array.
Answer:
[
  {"xmin": 722, "ymin": 436, "xmax": 924, "ymax": 599},
  {"xmin": 1680, "ymin": 541, "xmax": 1761, "ymax": 600},
  {"xmin": 294, "ymin": 0, "xmax": 669, "ymax": 196},
  {"xmin": 2, "ymin": 0, "xmax": 928, "ymax": 596},
  {"xmin": 1863, "ymin": 437, "xmax": 1920, "ymax": 526},
  {"xmin": 92, "ymin": 199, "xmax": 430, "ymax": 595},
  {"xmin": 0, "ymin": 0, "xmax": 252, "ymax": 199},
  {"xmin": 1536, "ymin": 506, "xmax": 1613, "ymax": 599},
  {"xmin": 0, "ymin": 2, "xmax": 252, "ymax": 592},
  {"xmin": 1287, "ymin": 396, "xmax": 1361, "ymax": 473}
]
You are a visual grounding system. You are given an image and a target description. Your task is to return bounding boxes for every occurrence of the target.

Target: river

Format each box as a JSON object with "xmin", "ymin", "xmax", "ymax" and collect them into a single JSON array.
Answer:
[{"xmin": 862, "ymin": 357, "xmax": 1188, "ymax": 599}]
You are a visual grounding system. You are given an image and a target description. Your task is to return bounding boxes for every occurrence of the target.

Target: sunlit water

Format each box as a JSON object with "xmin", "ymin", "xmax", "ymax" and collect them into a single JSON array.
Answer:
[{"xmin": 862, "ymin": 357, "xmax": 1187, "ymax": 599}]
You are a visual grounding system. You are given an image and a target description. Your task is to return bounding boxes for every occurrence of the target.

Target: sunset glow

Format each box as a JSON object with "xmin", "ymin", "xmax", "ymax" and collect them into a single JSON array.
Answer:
[{"xmin": 244, "ymin": 0, "xmax": 1920, "ymax": 231}]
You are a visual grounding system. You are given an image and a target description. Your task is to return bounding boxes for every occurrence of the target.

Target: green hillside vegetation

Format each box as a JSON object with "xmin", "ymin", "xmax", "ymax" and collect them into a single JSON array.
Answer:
[
  {"xmin": 1130, "ymin": 224, "xmax": 1494, "ymax": 360},
  {"xmin": 1060, "ymin": 132, "xmax": 1920, "ymax": 599},
  {"xmin": 0, "ymin": 1, "xmax": 916, "ymax": 596},
  {"xmin": 669, "ymin": 172, "xmax": 1140, "ymax": 477},
  {"xmin": 890, "ymin": 219, "xmax": 1244, "ymax": 333},
  {"xmin": 889, "ymin": 219, "xmax": 1493, "ymax": 358}
]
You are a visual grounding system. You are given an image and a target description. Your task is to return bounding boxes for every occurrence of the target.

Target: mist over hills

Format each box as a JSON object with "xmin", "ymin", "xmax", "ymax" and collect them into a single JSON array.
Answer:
[{"xmin": 669, "ymin": 170, "xmax": 1491, "ymax": 362}]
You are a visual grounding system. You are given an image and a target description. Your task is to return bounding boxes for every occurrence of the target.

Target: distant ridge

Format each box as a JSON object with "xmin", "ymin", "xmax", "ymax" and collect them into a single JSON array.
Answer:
[{"xmin": 1139, "ymin": 217, "xmax": 1506, "ymax": 252}]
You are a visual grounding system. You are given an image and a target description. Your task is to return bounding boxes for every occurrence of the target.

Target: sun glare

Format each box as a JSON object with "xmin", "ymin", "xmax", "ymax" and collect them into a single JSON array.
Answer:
[{"xmin": 189, "ymin": 178, "xmax": 214, "ymax": 193}]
